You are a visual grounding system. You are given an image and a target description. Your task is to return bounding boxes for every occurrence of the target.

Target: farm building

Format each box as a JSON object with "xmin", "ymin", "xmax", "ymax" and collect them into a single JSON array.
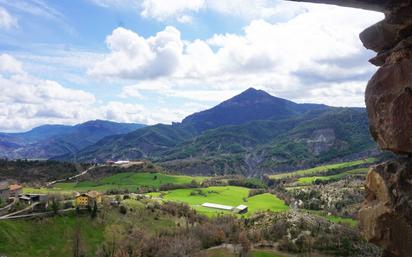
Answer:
[
  {"xmin": 233, "ymin": 205, "xmax": 248, "ymax": 214},
  {"xmin": 75, "ymin": 191, "xmax": 102, "ymax": 207},
  {"xmin": 0, "ymin": 182, "xmax": 10, "ymax": 204},
  {"xmin": 9, "ymin": 184, "xmax": 22, "ymax": 197},
  {"xmin": 114, "ymin": 160, "xmax": 130, "ymax": 165},
  {"xmin": 202, "ymin": 202, "xmax": 234, "ymax": 211},
  {"xmin": 201, "ymin": 202, "xmax": 249, "ymax": 214}
]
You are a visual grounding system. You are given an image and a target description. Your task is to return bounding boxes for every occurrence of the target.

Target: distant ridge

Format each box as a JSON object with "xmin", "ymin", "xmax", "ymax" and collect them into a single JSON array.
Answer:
[
  {"xmin": 56, "ymin": 88, "xmax": 377, "ymax": 176},
  {"xmin": 0, "ymin": 120, "xmax": 145, "ymax": 160}
]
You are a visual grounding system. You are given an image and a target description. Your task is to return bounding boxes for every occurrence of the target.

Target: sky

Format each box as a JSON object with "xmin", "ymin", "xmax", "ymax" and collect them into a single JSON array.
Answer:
[{"xmin": 0, "ymin": 0, "xmax": 384, "ymax": 132}]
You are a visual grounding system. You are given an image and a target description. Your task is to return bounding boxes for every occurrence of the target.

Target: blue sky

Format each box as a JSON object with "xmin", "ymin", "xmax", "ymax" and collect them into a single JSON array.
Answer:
[{"xmin": 0, "ymin": 0, "xmax": 384, "ymax": 131}]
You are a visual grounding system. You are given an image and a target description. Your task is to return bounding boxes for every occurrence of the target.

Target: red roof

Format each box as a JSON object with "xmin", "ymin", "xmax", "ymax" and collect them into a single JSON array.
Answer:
[{"xmin": 9, "ymin": 184, "xmax": 22, "ymax": 191}]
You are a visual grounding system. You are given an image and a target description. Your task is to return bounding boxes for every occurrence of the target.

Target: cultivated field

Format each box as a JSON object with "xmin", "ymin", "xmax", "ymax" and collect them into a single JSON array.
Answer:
[
  {"xmin": 269, "ymin": 158, "xmax": 375, "ymax": 180},
  {"xmin": 296, "ymin": 167, "xmax": 368, "ymax": 185}
]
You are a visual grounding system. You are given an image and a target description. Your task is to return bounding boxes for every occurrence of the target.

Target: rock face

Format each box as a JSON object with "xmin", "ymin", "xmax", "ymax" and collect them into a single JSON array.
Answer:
[
  {"xmin": 359, "ymin": 159, "xmax": 412, "ymax": 257},
  {"xmin": 363, "ymin": 1, "xmax": 412, "ymax": 154},
  {"xmin": 365, "ymin": 52, "xmax": 412, "ymax": 154},
  {"xmin": 307, "ymin": 128, "xmax": 336, "ymax": 155}
]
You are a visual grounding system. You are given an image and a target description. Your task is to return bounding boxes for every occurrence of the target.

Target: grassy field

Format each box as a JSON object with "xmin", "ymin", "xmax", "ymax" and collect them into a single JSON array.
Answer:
[
  {"xmin": 0, "ymin": 214, "xmax": 104, "ymax": 257},
  {"xmin": 306, "ymin": 210, "xmax": 358, "ymax": 227},
  {"xmin": 25, "ymin": 172, "xmax": 209, "ymax": 194},
  {"xmin": 205, "ymin": 248, "xmax": 236, "ymax": 257},
  {"xmin": 150, "ymin": 186, "xmax": 289, "ymax": 217},
  {"xmin": 269, "ymin": 158, "xmax": 374, "ymax": 180},
  {"xmin": 252, "ymin": 250, "xmax": 285, "ymax": 257},
  {"xmin": 295, "ymin": 167, "xmax": 368, "ymax": 185}
]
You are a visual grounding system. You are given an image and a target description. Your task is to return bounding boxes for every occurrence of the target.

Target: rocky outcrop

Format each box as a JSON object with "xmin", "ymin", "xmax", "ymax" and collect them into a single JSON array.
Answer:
[
  {"xmin": 363, "ymin": 2, "xmax": 412, "ymax": 154},
  {"xmin": 307, "ymin": 128, "xmax": 336, "ymax": 155},
  {"xmin": 358, "ymin": 2, "xmax": 412, "ymax": 256},
  {"xmin": 359, "ymin": 159, "xmax": 412, "ymax": 257},
  {"xmin": 365, "ymin": 52, "xmax": 412, "ymax": 154}
]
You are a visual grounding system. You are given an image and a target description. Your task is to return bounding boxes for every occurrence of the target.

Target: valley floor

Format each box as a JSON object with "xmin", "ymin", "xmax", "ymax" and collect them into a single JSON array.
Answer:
[{"xmin": 0, "ymin": 158, "xmax": 380, "ymax": 257}]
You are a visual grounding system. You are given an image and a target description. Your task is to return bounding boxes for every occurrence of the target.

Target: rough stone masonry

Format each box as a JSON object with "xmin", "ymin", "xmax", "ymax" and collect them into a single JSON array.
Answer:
[{"xmin": 289, "ymin": 1, "xmax": 412, "ymax": 256}]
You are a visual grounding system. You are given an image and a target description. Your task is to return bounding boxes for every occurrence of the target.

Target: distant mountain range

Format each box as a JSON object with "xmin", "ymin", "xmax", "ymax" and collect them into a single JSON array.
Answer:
[
  {"xmin": 51, "ymin": 88, "xmax": 378, "ymax": 176},
  {"xmin": 0, "ymin": 120, "xmax": 145, "ymax": 160}
]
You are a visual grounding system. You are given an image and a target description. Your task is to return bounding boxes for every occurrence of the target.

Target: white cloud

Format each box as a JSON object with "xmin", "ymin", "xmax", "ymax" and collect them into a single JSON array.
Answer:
[
  {"xmin": 0, "ymin": 0, "xmax": 75, "ymax": 34},
  {"xmin": 88, "ymin": 0, "xmax": 139, "ymax": 9},
  {"xmin": 0, "ymin": 53, "xmax": 205, "ymax": 131},
  {"xmin": 86, "ymin": 0, "xmax": 305, "ymax": 22},
  {"xmin": 177, "ymin": 15, "xmax": 193, "ymax": 24},
  {"xmin": 294, "ymin": 81, "xmax": 367, "ymax": 107},
  {"xmin": 165, "ymin": 89, "xmax": 242, "ymax": 102},
  {"xmin": 0, "ymin": 54, "xmax": 23, "ymax": 74},
  {"xmin": 0, "ymin": 72, "xmax": 97, "ymax": 131},
  {"xmin": 95, "ymin": 4, "xmax": 383, "ymax": 106},
  {"xmin": 205, "ymin": 0, "xmax": 301, "ymax": 20},
  {"xmin": 88, "ymin": 26, "xmax": 183, "ymax": 79},
  {"xmin": 141, "ymin": 0, "xmax": 204, "ymax": 21},
  {"xmin": 0, "ymin": 7, "xmax": 17, "ymax": 30}
]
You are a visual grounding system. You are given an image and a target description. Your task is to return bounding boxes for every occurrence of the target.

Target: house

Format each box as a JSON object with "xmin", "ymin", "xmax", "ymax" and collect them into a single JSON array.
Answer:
[
  {"xmin": 18, "ymin": 194, "xmax": 48, "ymax": 205},
  {"xmin": 75, "ymin": 191, "xmax": 102, "ymax": 207},
  {"xmin": 9, "ymin": 184, "xmax": 22, "ymax": 197},
  {"xmin": 233, "ymin": 205, "xmax": 248, "ymax": 214},
  {"xmin": 0, "ymin": 182, "xmax": 10, "ymax": 204}
]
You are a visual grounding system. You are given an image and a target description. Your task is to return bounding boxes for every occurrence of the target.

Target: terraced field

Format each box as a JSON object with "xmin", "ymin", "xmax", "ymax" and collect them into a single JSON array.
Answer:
[
  {"xmin": 269, "ymin": 158, "xmax": 374, "ymax": 180},
  {"xmin": 296, "ymin": 167, "xmax": 368, "ymax": 185},
  {"xmin": 150, "ymin": 186, "xmax": 289, "ymax": 216},
  {"xmin": 25, "ymin": 172, "xmax": 209, "ymax": 194}
]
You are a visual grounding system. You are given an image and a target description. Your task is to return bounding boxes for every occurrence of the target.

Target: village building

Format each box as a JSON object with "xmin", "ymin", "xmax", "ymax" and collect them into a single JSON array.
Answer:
[
  {"xmin": 18, "ymin": 194, "xmax": 48, "ymax": 205},
  {"xmin": 9, "ymin": 184, "xmax": 22, "ymax": 197},
  {"xmin": 0, "ymin": 182, "xmax": 10, "ymax": 204},
  {"xmin": 75, "ymin": 191, "xmax": 102, "ymax": 207}
]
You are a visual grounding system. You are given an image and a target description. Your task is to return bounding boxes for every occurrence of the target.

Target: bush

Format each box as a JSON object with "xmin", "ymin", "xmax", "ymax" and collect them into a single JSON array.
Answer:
[
  {"xmin": 248, "ymin": 188, "xmax": 267, "ymax": 197},
  {"xmin": 119, "ymin": 205, "xmax": 127, "ymax": 215},
  {"xmin": 190, "ymin": 189, "xmax": 206, "ymax": 197},
  {"xmin": 228, "ymin": 178, "xmax": 267, "ymax": 189},
  {"xmin": 159, "ymin": 181, "xmax": 199, "ymax": 191}
]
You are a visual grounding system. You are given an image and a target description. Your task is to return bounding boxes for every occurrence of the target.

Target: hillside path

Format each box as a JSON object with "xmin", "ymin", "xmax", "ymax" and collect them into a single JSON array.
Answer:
[{"xmin": 46, "ymin": 164, "xmax": 97, "ymax": 186}]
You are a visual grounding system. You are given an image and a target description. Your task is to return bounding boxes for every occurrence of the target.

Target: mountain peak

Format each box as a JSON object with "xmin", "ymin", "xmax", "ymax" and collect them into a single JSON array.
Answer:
[
  {"xmin": 220, "ymin": 88, "xmax": 288, "ymax": 108},
  {"xmin": 236, "ymin": 87, "xmax": 271, "ymax": 98}
]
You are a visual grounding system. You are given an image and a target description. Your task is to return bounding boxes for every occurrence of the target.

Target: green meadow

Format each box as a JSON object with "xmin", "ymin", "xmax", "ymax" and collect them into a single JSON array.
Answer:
[
  {"xmin": 0, "ymin": 214, "xmax": 105, "ymax": 257},
  {"xmin": 150, "ymin": 186, "xmax": 289, "ymax": 216},
  {"xmin": 25, "ymin": 172, "xmax": 209, "ymax": 194},
  {"xmin": 296, "ymin": 167, "xmax": 368, "ymax": 185},
  {"xmin": 252, "ymin": 250, "xmax": 285, "ymax": 257},
  {"xmin": 269, "ymin": 158, "xmax": 374, "ymax": 180}
]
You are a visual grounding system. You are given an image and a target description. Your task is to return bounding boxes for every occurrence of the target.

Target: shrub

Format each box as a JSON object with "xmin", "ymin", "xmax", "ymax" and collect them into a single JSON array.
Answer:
[
  {"xmin": 248, "ymin": 188, "xmax": 267, "ymax": 197},
  {"xmin": 119, "ymin": 205, "xmax": 127, "ymax": 215}
]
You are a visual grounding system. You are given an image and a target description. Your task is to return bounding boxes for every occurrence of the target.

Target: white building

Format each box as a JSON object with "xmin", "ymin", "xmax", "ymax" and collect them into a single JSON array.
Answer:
[{"xmin": 201, "ymin": 202, "xmax": 234, "ymax": 211}]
